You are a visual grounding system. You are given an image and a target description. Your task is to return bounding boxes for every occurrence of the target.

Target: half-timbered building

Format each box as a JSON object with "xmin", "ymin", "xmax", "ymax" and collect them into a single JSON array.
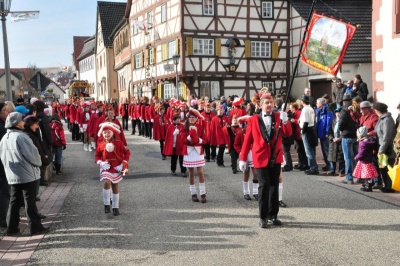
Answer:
[{"xmin": 130, "ymin": 0, "xmax": 290, "ymax": 100}]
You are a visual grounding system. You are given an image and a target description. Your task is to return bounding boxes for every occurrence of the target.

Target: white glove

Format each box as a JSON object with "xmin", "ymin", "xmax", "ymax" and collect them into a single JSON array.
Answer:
[
  {"xmin": 173, "ymin": 128, "xmax": 179, "ymax": 136},
  {"xmin": 114, "ymin": 163, "xmax": 123, "ymax": 172},
  {"xmin": 151, "ymin": 119, "xmax": 154, "ymax": 123},
  {"xmin": 239, "ymin": 161, "xmax": 247, "ymax": 172},
  {"xmin": 79, "ymin": 127, "xmax": 83, "ymax": 133},
  {"xmin": 187, "ymin": 135, "xmax": 192, "ymax": 141},
  {"xmin": 98, "ymin": 161, "xmax": 110, "ymax": 170},
  {"xmin": 280, "ymin": 111, "xmax": 288, "ymax": 124}
]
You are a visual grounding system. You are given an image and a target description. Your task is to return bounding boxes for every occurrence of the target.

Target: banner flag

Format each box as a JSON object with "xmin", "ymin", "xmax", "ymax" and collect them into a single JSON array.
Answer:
[
  {"xmin": 300, "ymin": 13, "xmax": 357, "ymax": 76},
  {"xmin": 10, "ymin": 11, "xmax": 40, "ymax": 23}
]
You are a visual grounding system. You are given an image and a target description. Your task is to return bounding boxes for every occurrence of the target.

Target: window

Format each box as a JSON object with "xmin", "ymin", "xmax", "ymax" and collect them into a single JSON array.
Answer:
[
  {"xmin": 135, "ymin": 53, "xmax": 142, "ymax": 68},
  {"xmin": 200, "ymin": 81, "xmax": 220, "ymax": 99},
  {"xmin": 98, "ymin": 29, "xmax": 103, "ymax": 45},
  {"xmin": 251, "ymin": 41, "xmax": 271, "ymax": 58},
  {"xmin": 133, "ymin": 19, "xmax": 138, "ymax": 35},
  {"xmin": 149, "ymin": 48, "xmax": 154, "ymax": 65},
  {"xmin": 161, "ymin": 4, "xmax": 166, "ymax": 23},
  {"xmin": 163, "ymin": 83, "xmax": 175, "ymax": 100},
  {"xmin": 203, "ymin": 0, "xmax": 214, "ymax": 16},
  {"xmin": 168, "ymin": 40, "xmax": 176, "ymax": 59},
  {"xmin": 11, "ymin": 80, "xmax": 14, "ymax": 86},
  {"xmin": 99, "ymin": 55, "xmax": 102, "ymax": 68},
  {"xmin": 261, "ymin": 1, "xmax": 273, "ymax": 19},
  {"xmin": 193, "ymin": 38, "xmax": 214, "ymax": 56},
  {"xmin": 147, "ymin": 11, "xmax": 153, "ymax": 29},
  {"xmin": 396, "ymin": 0, "xmax": 400, "ymax": 34}
]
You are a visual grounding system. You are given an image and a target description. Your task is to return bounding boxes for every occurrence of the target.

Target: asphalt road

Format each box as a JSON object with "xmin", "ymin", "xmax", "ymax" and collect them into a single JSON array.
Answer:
[{"xmin": 24, "ymin": 128, "xmax": 400, "ymax": 265}]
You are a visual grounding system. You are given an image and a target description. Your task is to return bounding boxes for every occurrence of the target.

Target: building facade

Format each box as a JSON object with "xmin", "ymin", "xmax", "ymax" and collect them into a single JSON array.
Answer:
[{"xmin": 78, "ymin": 36, "xmax": 97, "ymax": 99}]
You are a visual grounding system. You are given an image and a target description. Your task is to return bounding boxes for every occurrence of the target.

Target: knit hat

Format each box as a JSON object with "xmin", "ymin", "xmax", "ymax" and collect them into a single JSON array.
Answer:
[
  {"xmin": 14, "ymin": 105, "xmax": 30, "ymax": 115},
  {"xmin": 374, "ymin": 102, "xmax": 388, "ymax": 113},
  {"xmin": 5, "ymin": 112, "xmax": 23, "ymax": 129},
  {"xmin": 357, "ymin": 126, "xmax": 368, "ymax": 140},
  {"xmin": 360, "ymin": 101, "xmax": 372, "ymax": 108}
]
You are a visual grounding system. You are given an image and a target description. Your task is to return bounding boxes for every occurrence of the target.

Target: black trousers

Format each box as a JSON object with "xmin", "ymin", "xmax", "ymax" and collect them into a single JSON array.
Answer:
[
  {"xmin": 216, "ymin": 144, "xmax": 226, "ymax": 165},
  {"xmin": 230, "ymin": 148, "xmax": 239, "ymax": 171},
  {"xmin": 203, "ymin": 144, "xmax": 217, "ymax": 161},
  {"xmin": 171, "ymin": 148, "xmax": 186, "ymax": 173},
  {"xmin": 0, "ymin": 175, "xmax": 9, "ymax": 226},
  {"xmin": 131, "ymin": 119, "xmax": 137, "ymax": 134},
  {"xmin": 256, "ymin": 164, "xmax": 281, "ymax": 221},
  {"xmin": 72, "ymin": 123, "xmax": 79, "ymax": 141},
  {"xmin": 7, "ymin": 180, "xmax": 45, "ymax": 234},
  {"xmin": 283, "ymin": 143, "xmax": 293, "ymax": 169},
  {"xmin": 137, "ymin": 120, "xmax": 142, "ymax": 135},
  {"xmin": 148, "ymin": 122, "xmax": 153, "ymax": 139},
  {"xmin": 380, "ymin": 158, "xmax": 395, "ymax": 189},
  {"xmin": 122, "ymin": 115, "xmax": 129, "ymax": 130},
  {"xmin": 159, "ymin": 140, "xmax": 165, "ymax": 156},
  {"xmin": 143, "ymin": 122, "xmax": 149, "ymax": 137},
  {"xmin": 295, "ymin": 139, "xmax": 308, "ymax": 167}
]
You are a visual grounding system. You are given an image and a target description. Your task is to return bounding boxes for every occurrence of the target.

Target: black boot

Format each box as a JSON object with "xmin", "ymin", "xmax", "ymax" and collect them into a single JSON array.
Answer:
[
  {"xmin": 104, "ymin": 205, "xmax": 111, "ymax": 213},
  {"xmin": 112, "ymin": 208, "xmax": 120, "ymax": 216},
  {"xmin": 360, "ymin": 182, "xmax": 373, "ymax": 192},
  {"xmin": 55, "ymin": 163, "xmax": 62, "ymax": 174}
]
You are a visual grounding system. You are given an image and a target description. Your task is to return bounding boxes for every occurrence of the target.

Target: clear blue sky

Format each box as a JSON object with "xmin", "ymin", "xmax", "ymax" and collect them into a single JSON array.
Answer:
[{"xmin": 0, "ymin": 0, "xmax": 126, "ymax": 69}]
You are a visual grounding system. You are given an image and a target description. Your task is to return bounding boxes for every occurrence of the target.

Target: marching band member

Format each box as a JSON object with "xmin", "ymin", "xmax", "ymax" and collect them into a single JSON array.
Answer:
[
  {"xmin": 153, "ymin": 104, "xmax": 169, "ymax": 160},
  {"xmin": 164, "ymin": 114, "xmax": 187, "ymax": 177},
  {"xmin": 200, "ymin": 103, "xmax": 216, "ymax": 162},
  {"xmin": 210, "ymin": 104, "xmax": 229, "ymax": 167},
  {"xmin": 95, "ymin": 122, "xmax": 130, "ymax": 216},
  {"xmin": 223, "ymin": 114, "xmax": 241, "ymax": 174}
]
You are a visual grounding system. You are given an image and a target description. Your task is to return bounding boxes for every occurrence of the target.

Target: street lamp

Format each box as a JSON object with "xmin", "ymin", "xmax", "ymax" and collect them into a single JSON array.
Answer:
[
  {"xmin": 172, "ymin": 54, "xmax": 180, "ymax": 99},
  {"xmin": 0, "ymin": 0, "xmax": 12, "ymax": 101}
]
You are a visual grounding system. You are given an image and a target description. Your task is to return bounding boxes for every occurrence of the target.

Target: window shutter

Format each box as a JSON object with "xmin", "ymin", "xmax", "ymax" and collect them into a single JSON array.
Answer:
[
  {"xmin": 144, "ymin": 49, "xmax": 149, "ymax": 66},
  {"xmin": 396, "ymin": 0, "xmax": 400, "ymax": 33},
  {"xmin": 140, "ymin": 51, "xmax": 144, "ymax": 67},
  {"xmin": 186, "ymin": 37, "xmax": 193, "ymax": 56},
  {"xmin": 152, "ymin": 47, "xmax": 156, "ymax": 64},
  {"xmin": 245, "ymin": 40, "xmax": 251, "ymax": 58},
  {"xmin": 215, "ymin": 38, "xmax": 221, "ymax": 57},
  {"xmin": 182, "ymin": 83, "xmax": 187, "ymax": 100},
  {"xmin": 272, "ymin": 41, "xmax": 279, "ymax": 59},
  {"xmin": 175, "ymin": 38, "xmax": 180, "ymax": 54},
  {"xmin": 162, "ymin": 43, "xmax": 167, "ymax": 61},
  {"xmin": 158, "ymin": 83, "xmax": 163, "ymax": 99}
]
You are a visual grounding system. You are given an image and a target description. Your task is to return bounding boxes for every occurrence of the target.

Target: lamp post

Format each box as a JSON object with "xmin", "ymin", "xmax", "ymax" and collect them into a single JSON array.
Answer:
[
  {"xmin": 0, "ymin": 0, "xmax": 12, "ymax": 101},
  {"xmin": 172, "ymin": 54, "xmax": 180, "ymax": 99}
]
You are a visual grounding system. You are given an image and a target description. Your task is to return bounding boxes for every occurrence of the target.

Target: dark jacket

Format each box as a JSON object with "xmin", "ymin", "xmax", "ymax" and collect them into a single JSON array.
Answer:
[
  {"xmin": 375, "ymin": 112, "xmax": 396, "ymax": 159},
  {"xmin": 35, "ymin": 112, "xmax": 53, "ymax": 157},
  {"xmin": 357, "ymin": 80, "xmax": 369, "ymax": 101},
  {"xmin": 338, "ymin": 103, "xmax": 358, "ymax": 138},
  {"xmin": 0, "ymin": 119, "xmax": 7, "ymax": 177},
  {"xmin": 25, "ymin": 128, "xmax": 50, "ymax": 167},
  {"xmin": 333, "ymin": 84, "xmax": 346, "ymax": 104},
  {"xmin": 328, "ymin": 119, "xmax": 344, "ymax": 163}
]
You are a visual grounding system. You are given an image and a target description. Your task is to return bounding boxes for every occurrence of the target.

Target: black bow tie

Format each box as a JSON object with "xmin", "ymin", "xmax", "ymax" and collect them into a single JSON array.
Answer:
[{"xmin": 264, "ymin": 113, "xmax": 272, "ymax": 117}]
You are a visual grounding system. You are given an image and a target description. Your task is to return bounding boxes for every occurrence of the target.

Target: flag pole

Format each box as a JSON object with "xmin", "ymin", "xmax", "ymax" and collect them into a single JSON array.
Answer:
[{"xmin": 283, "ymin": 0, "xmax": 318, "ymax": 110}]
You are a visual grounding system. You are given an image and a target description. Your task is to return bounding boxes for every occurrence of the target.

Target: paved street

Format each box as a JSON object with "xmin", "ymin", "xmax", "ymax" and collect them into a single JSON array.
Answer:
[{"xmin": 1, "ymin": 126, "xmax": 400, "ymax": 265}]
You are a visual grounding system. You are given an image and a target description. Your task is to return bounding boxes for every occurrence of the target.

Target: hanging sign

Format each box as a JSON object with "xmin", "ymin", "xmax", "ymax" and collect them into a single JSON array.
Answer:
[{"xmin": 300, "ymin": 13, "xmax": 357, "ymax": 76}]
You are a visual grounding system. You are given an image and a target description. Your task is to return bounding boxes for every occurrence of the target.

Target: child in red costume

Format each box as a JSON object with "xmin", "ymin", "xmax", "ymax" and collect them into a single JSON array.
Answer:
[
  {"xmin": 95, "ymin": 122, "xmax": 130, "ymax": 216},
  {"xmin": 164, "ymin": 115, "xmax": 187, "ymax": 176},
  {"xmin": 153, "ymin": 104, "xmax": 170, "ymax": 160},
  {"xmin": 182, "ymin": 109, "xmax": 208, "ymax": 203}
]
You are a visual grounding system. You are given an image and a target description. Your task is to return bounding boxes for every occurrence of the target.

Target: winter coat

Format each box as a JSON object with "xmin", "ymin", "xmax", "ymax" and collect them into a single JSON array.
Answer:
[
  {"xmin": 25, "ymin": 128, "xmax": 50, "ymax": 167},
  {"xmin": 316, "ymin": 104, "xmax": 334, "ymax": 139},
  {"xmin": 375, "ymin": 112, "xmax": 396, "ymax": 159},
  {"xmin": 327, "ymin": 119, "xmax": 344, "ymax": 163},
  {"xmin": 0, "ymin": 119, "xmax": 7, "ymax": 177},
  {"xmin": 333, "ymin": 84, "xmax": 346, "ymax": 104},
  {"xmin": 50, "ymin": 120, "xmax": 66, "ymax": 148},
  {"xmin": 338, "ymin": 103, "xmax": 358, "ymax": 138},
  {"xmin": 355, "ymin": 137, "xmax": 378, "ymax": 164},
  {"xmin": 0, "ymin": 128, "xmax": 41, "ymax": 184}
]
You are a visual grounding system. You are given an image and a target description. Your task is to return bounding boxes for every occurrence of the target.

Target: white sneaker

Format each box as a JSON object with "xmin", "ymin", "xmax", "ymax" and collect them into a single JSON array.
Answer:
[
  {"xmin": 88, "ymin": 145, "xmax": 93, "ymax": 152},
  {"xmin": 91, "ymin": 142, "xmax": 96, "ymax": 150},
  {"xmin": 84, "ymin": 144, "xmax": 88, "ymax": 151}
]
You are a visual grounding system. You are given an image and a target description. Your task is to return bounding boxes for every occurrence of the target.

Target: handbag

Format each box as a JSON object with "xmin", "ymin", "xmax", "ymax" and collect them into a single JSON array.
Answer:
[{"xmin": 377, "ymin": 153, "xmax": 388, "ymax": 168}]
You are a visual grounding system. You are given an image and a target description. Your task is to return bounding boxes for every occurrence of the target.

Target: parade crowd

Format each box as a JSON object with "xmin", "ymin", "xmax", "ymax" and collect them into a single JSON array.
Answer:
[{"xmin": 1, "ymin": 74, "xmax": 400, "ymax": 235}]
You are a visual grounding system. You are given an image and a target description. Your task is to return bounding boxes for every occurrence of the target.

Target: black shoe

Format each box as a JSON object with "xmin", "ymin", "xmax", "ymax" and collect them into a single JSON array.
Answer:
[
  {"xmin": 372, "ymin": 184, "xmax": 382, "ymax": 190},
  {"xmin": 259, "ymin": 219, "xmax": 271, "ymax": 229},
  {"xmin": 181, "ymin": 172, "xmax": 187, "ymax": 178},
  {"xmin": 0, "ymin": 221, "xmax": 7, "ymax": 228},
  {"xmin": 282, "ymin": 167, "xmax": 291, "ymax": 172},
  {"xmin": 243, "ymin": 194, "xmax": 251, "ymax": 200},
  {"xmin": 6, "ymin": 228, "xmax": 21, "ymax": 236},
  {"xmin": 39, "ymin": 213, "xmax": 47, "ymax": 219},
  {"xmin": 162, "ymin": 156, "xmax": 166, "ymax": 160},
  {"xmin": 40, "ymin": 181, "xmax": 49, "ymax": 186},
  {"xmin": 131, "ymin": 132, "xmax": 135, "ymax": 135},
  {"xmin": 293, "ymin": 164, "xmax": 300, "ymax": 169},
  {"xmin": 360, "ymin": 187, "xmax": 372, "ymax": 192},
  {"xmin": 305, "ymin": 170, "xmax": 319, "ymax": 175},
  {"xmin": 253, "ymin": 194, "xmax": 259, "ymax": 200},
  {"xmin": 322, "ymin": 166, "xmax": 330, "ymax": 171},
  {"xmin": 217, "ymin": 163, "xmax": 225, "ymax": 167},
  {"xmin": 232, "ymin": 169, "xmax": 238, "ymax": 174},
  {"xmin": 31, "ymin": 227, "xmax": 50, "ymax": 236},
  {"xmin": 113, "ymin": 208, "xmax": 120, "ymax": 216},
  {"xmin": 205, "ymin": 158, "xmax": 210, "ymax": 162},
  {"xmin": 269, "ymin": 218, "xmax": 283, "ymax": 226},
  {"xmin": 36, "ymin": 196, "xmax": 40, "ymax": 201},
  {"xmin": 200, "ymin": 194, "xmax": 207, "ymax": 203},
  {"xmin": 104, "ymin": 205, "xmax": 111, "ymax": 213},
  {"xmin": 380, "ymin": 187, "xmax": 395, "ymax": 193},
  {"xmin": 192, "ymin": 194, "xmax": 200, "ymax": 202},
  {"xmin": 299, "ymin": 166, "xmax": 308, "ymax": 171},
  {"xmin": 279, "ymin": 200, "xmax": 287, "ymax": 207},
  {"xmin": 211, "ymin": 157, "xmax": 216, "ymax": 162},
  {"xmin": 171, "ymin": 171, "xmax": 177, "ymax": 176}
]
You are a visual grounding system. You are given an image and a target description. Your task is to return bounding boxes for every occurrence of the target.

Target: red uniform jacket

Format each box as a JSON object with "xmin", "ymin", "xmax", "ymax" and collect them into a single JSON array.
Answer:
[
  {"xmin": 95, "ymin": 139, "xmax": 130, "ymax": 173},
  {"xmin": 50, "ymin": 121, "xmax": 66, "ymax": 147},
  {"xmin": 181, "ymin": 124, "xmax": 208, "ymax": 155},
  {"xmin": 210, "ymin": 115, "xmax": 229, "ymax": 146},
  {"xmin": 87, "ymin": 112, "xmax": 104, "ymax": 137},
  {"xmin": 291, "ymin": 109, "xmax": 302, "ymax": 141},
  {"xmin": 230, "ymin": 108, "xmax": 247, "ymax": 122},
  {"xmin": 163, "ymin": 123, "xmax": 185, "ymax": 156},
  {"xmin": 153, "ymin": 114, "xmax": 170, "ymax": 141},
  {"xmin": 200, "ymin": 111, "xmax": 215, "ymax": 142},
  {"xmin": 134, "ymin": 104, "xmax": 141, "ymax": 120},
  {"xmin": 128, "ymin": 103, "xmax": 135, "ymax": 119},
  {"xmin": 239, "ymin": 112, "xmax": 292, "ymax": 168},
  {"xmin": 64, "ymin": 104, "xmax": 70, "ymax": 119},
  {"xmin": 223, "ymin": 125, "xmax": 241, "ymax": 151},
  {"xmin": 140, "ymin": 105, "xmax": 146, "ymax": 121},
  {"xmin": 69, "ymin": 105, "xmax": 77, "ymax": 123},
  {"xmin": 119, "ymin": 104, "xmax": 127, "ymax": 117},
  {"xmin": 234, "ymin": 129, "xmax": 245, "ymax": 154}
]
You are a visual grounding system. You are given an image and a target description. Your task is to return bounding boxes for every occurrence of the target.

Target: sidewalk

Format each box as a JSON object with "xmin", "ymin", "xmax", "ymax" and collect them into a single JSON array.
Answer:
[{"xmin": 0, "ymin": 182, "xmax": 74, "ymax": 266}]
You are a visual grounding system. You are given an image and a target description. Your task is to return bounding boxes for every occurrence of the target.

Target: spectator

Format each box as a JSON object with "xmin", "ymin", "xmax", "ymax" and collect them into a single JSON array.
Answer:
[
  {"xmin": 0, "ymin": 102, "xmax": 11, "ymax": 228},
  {"xmin": 50, "ymin": 113, "xmax": 67, "ymax": 174},
  {"xmin": 374, "ymin": 102, "xmax": 396, "ymax": 193},
  {"xmin": 333, "ymin": 79, "xmax": 346, "ymax": 108},
  {"xmin": 328, "ymin": 107, "xmax": 345, "ymax": 176},
  {"xmin": 315, "ymin": 98, "xmax": 334, "ymax": 172},
  {"xmin": 344, "ymin": 80, "xmax": 355, "ymax": 97},
  {"xmin": 290, "ymin": 102, "xmax": 308, "ymax": 171},
  {"xmin": 303, "ymin": 88, "xmax": 315, "ymax": 108},
  {"xmin": 0, "ymin": 112, "xmax": 49, "ymax": 236},
  {"xmin": 354, "ymin": 74, "xmax": 369, "ymax": 101}
]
